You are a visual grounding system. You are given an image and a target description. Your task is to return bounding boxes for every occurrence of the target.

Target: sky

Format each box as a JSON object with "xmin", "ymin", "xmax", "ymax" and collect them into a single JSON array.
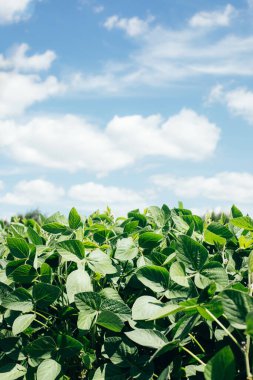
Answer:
[{"xmin": 0, "ymin": 0, "xmax": 253, "ymax": 218}]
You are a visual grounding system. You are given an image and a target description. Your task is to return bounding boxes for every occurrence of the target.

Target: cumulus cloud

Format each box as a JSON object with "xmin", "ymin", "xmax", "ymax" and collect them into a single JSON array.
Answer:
[
  {"xmin": 189, "ymin": 4, "xmax": 235, "ymax": 28},
  {"xmin": 208, "ymin": 85, "xmax": 253, "ymax": 124},
  {"xmin": 0, "ymin": 179, "xmax": 65, "ymax": 206},
  {"xmin": 104, "ymin": 15, "xmax": 152, "ymax": 37},
  {"xmin": 151, "ymin": 172, "xmax": 253, "ymax": 203},
  {"xmin": 0, "ymin": 44, "xmax": 57, "ymax": 72},
  {"xmin": 0, "ymin": 110, "xmax": 220, "ymax": 174},
  {"xmin": 0, "ymin": 44, "xmax": 64, "ymax": 118},
  {"xmin": 0, "ymin": 0, "xmax": 34, "ymax": 24},
  {"xmin": 69, "ymin": 182, "xmax": 143, "ymax": 204},
  {"xmin": 0, "ymin": 72, "xmax": 64, "ymax": 118}
]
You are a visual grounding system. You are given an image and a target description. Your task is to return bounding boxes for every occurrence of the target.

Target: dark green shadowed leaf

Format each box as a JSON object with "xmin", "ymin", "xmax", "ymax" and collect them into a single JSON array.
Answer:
[
  {"xmin": 177, "ymin": 235, "xmax": 208, "ymax": 271},
  {"xmin": 204, "ymin": 346, "xmax": 235, "ymax": 380},
  {"xmin": 139, "ymin": 232, "xmax": 163, "ymax": 249},
  {"xmin": 7, "ymin": 237, "xmax": 29, "ymax": 259}
]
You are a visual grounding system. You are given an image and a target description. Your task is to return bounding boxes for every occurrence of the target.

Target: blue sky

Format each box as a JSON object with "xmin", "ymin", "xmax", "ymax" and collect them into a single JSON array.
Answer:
[{"xmin": 0, "ymin": 0, "xmax": 253, "ymax": 218}]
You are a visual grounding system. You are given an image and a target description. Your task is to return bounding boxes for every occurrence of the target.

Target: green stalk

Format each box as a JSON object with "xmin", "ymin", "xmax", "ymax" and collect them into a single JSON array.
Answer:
[
  {"xmin": 189, "ymin": 333, "xmax": 205, "ymax": 353},
  {"xmin": 180, "ymin": 345, "xmax": 206, "ymax": 366}
]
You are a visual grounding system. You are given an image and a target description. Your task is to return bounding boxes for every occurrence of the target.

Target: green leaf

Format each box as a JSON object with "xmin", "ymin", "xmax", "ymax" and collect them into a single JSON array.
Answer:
[
  {"xmin": 136, "ymin": 265, "xmax": 169, "ymax": 292},
  {"xmin": 148, "ymin": 303, "xmax": 183, "ymax": 320},
  {"xmin": 147, "ymin": 206, "xmax": 166, "ymax": 228},
  {"xmin": 132, "ymin": 295, "xmax": 163, "ymax": 320},
  {"xmin": 2, "ymin": 288, "xmax": 33, "ymax": 312},
  {"xmin": 27, "ymin": 226, "xmax": 44, "ymax": 245},
  {"xmin": 204, "ymin": 346, "xmax": 235, "ymax": 380},
  {"xmin": 40, "ymin": 263, "xmax": 52, "ymax": 283},
  {"xmin": 33, "ymin": 283, "xmax": 60, "ymax": 308},
  {"xmin": 195, "ymin": 262, "xmax": 229, "ymax": 291},
  {"xmin": 12, "ymin": 313, "xmax": 35, "ymax": 335},
  {"xmin": 230, "ymin": 216, "xmax": 253, "ymax": 231},
  {"xmin": 97, "ymin": 310, "xmax": 124, "ymax": 332},
  {"xmin": 37, "ymin": 359, "xmax": 61, "ymax": 380},
  {"xmin": 66, "ymin": 269, "xmax": 93, "ymax": 304},
  {"xmin": 8, "ymin": 264, "xmax": 37, "ymax": 284},
  {"xmin": 26, "ymin": 336, "xmax": 56, "ymax": 359},
  {"xmin": 115, "ymin": 237, "xmax": 138, "ymax": 261},
  {"xmin": 231, "ymin": 204, "xmax": 243, "ymax": 218},
  {"xmin": 221, "ymin": 289, "xmax": 253, "ymax": 329},
  {"xmin": 125, "ymin": 329, "xmax": 168, "ymax": 349},
  {"xmin": 169, "ymin": 262, "xmax": 189, "ymax": 288},
  {"xmin": 7, "ymin": 238, "xmax": 29, "ymax": 259},
  {"xmin": 246, "ymin": 312, "xmax": 253, "ymax": 337},
  {"xmin": 57, "ymin": 240, "xmax": 84, "ymax": 262},
  {"xmin": 177, "ymin": 235, "xmax": 208, "ymax": 271},
  {"xmin": 0, "ymin": 363, "xmax": 27, "ymax": 380},
  {"xmin": 68, "ymin": 207, "xmax": 81, "ymax": 229},
  {"xmin": 249, "ymin": 251, "xmax": 253, "ymax": 274},
  {"xmin": 56, "ymin": 334, "xmax": 83, "ymax": 359},
  {"xmin": 139, "ymin": 232, "xmax": 163, "ymax": 249},
  {"xmin": 42, "ymin": 222, "xmax": 68, "ymax": 234},
  {"xmin": 87, "ymin": 249, "xmax": 116, "ymax": 275},
  {"xmin": 104, "ymin": 336, "xmax": 138, "ymax": 367}
]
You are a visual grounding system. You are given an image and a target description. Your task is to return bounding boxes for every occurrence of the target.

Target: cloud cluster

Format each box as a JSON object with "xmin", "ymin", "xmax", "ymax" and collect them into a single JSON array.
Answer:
[
  {"xmin": 208, "ymin": 85, "xmax": 253, "ymax": 125},
  {"xmin": 0, "ymin": 44, "xmax": 64, "ymax": 118},
  {"xmin": 0, "ymin": 0, "xmax": 34, "ymax": 24},
  {"xmin": 104, "ymin": 15, "xmax": 152, "ymax": 37},
  {"xmin": 189, "ymin": 4, "xmax": 235, "ymax": 28},
  {"xmin": 152, "ymin": 172, "xmax": 253, "ymax": 203},
  {"xmin": 0, "ymin": 110, "xmax": 220, "ymax": 174}
]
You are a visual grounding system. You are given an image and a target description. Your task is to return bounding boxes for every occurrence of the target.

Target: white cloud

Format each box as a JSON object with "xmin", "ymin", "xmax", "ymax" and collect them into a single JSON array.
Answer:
[
  {"xmin": 0, "ymin": 44, "xmax": 56, "ymax": 72},
  {"xmin": 0, "ymin": 44, "xmax": 63, "ymax": 118},
  {"xmin": 0, "ymin": 179, "xmax": 65, "ymax": 206},
  {"xmin": 189, "ymin": 4, "xmax": 235, "ymax": 28},
  {"xmin": 72, "ymin": 9, "xmax": 253, "ymax": 94},
  {"xmin": 107, "ymin": 109, "xmax": 220, "ymax": 161},
  {"xmin": 104, "ymin": 15, "xmax": 152, "ymax": 37},
  {"xmin": 93, "ymin": 5, "xmax": 104, "ymax": 13},
  {"xmin": 69, "ymin": 182, "xmax": 143, "ymax": 204},
  {"xmin": 151, "ymin": 172, "xmax": 253, "ymax": 203},
  {"xmin": 208, "ymin": 85, "xmax": 253, "ymax": 124},
  {"xmin": 0, "ymin": 110, "xmax": 220, "ymax": 174},
  {"xmin": 0, "ymin": 0, "xmax": 34, "ymax": 24},
  {"xmin": 0, "ymin": 71, "xmax": 64, "ymax": 118}
]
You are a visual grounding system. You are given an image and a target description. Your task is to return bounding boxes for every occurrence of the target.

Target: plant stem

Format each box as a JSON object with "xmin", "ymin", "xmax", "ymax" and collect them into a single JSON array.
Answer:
[
  {"xmin": 35, "ymin": 311, "xmax": 48, "ymax": 322},
  {"xmin": 189, "ymin": 333, "xmax": 205, "ymax": 353},
  {"xmin": 180, "ymin": 345, "xmax": 205, "ymax": 366},
  {"xmin": 202, "ymin": 308, "xmax": 242, "ymax": 351},
  {"xmin": 34, "ymin": 318, "xmax": 48, "ymax": 329}
]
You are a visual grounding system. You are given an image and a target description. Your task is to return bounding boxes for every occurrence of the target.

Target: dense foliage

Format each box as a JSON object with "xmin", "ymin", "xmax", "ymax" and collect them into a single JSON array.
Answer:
[{"xmin": 0, "ymin": 204, "xmax": 253, "ymax": 379}]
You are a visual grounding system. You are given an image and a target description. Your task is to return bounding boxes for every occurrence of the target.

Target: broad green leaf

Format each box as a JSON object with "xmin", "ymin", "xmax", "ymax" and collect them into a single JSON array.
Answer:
[
  {"xmin": 136, "ymin": 265, "xmax": 169, "ymax": 293},
  {"xmin": 37, "ymin": 359, "xmax": 61, "ymax": 380},
  {"xmin": 33, "ymin": 283, "xmax": 60, "ymax": 308},
  {"xmin": 249, "ymin": 251, "xmax": 253, "ymax": 274},
  {"xmin": 204, "ymin": 346, "xmax": 235, "ymax": 380},
  {"xmin": 195, "ymin": 262, "xmax": 228, "ymax": 291},
  {"xmin": 221, "ymin": 289, "xmax": 253, "ymax": 329},
  {"xmin": 92, "ymin": 364, "xmax": 128, "ymax": 380},
  {"xmin": 149, "ymin": 303, "xmax": 183, "ymax": 320},
  {"xmin": 42, "ymin": 222, "xmax": 68, "ymax": 234},
  {"xmin": 57, "ymin": 240, "xmax": 84, "ymax": 262},
  {"xmin": 40, "ymin": 263, "xmax": 52, "ymax": 283},
  {"xmin": 56, "ymin": 334, "xmax": 83, "ymax": 358},
  {"xmin": 104, "ymin": 335, "xmax": 138, "ymax": 367},
  {"xmin": 230, "ymin": 216, "xmax": 253, "ymax": 231},
  {"xmin": 26, "ymin": 336, "xmax": 56, "ymax": 359},
  {"xmin": 8, "ymin": 264, "xmax": 37, "ymax": 284},
  {"xmin": 207, "ymin": 222, "xmax": 233, "ymax": 240},
  {"xmin": 147, "ymin": 206, "xmax": 166, "ymax": 228},
  {"xmin": 139, "ymin": 232, "xmax": 163, "ymax": 249},
  {"xmin": 125, "ymin": 329, "xmax": 168, "ymax": 349},
  {"xmin": 0, "ymin": 363, "xmax": 27, "ymax": 380},
  {"xmin": 27, "ymin": 226, "xmax": 44, "ymax": 245},
  {"xmin": 231, "ymin": 204, "xmax": 243, "ymax": 218},
  {"xmin": 12, "ymin": 313, "xmax": 35, "ymax": 335},
  {"xmin": 170, "ymin": 261, "xmax": 189, "ymax": 288},
  {"xmin": 2, "ymin": 288, "xmax": 33, "ymax": 312},
  {"xmin": 132, "ymin": 295, "xmax": 163, "ymax": 320},
  {"xmin": 97, "ymin": 310, "xmax": 124, "ymax": 332},
  {"xmin": 204, "ymin": 230, "xmax": 226, "ymax": 246},
  {"xmin": 66, "ymin": 269, "xmax": 93, "ymax": 303},
  {"xmin": 177, "ymin": 235, "xmax": 208, "ymax": 271},
  {"xmin": 0, "ymin": 282, "xmax": 13, "ymax": 305},
  {"xmin": 68, "ymin": 207, "xmax": 81, "ymax": 229},
  {"xmin": 87, "ymin": 249, "xmax": 116, "ymax": 275},
  {"xmin": 7, "ymin": 238, "xmax": 29, "ymax": 259},
  {"xmin": 115, "ymin": 237, "xmax": 138, "ymax": 261}
]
